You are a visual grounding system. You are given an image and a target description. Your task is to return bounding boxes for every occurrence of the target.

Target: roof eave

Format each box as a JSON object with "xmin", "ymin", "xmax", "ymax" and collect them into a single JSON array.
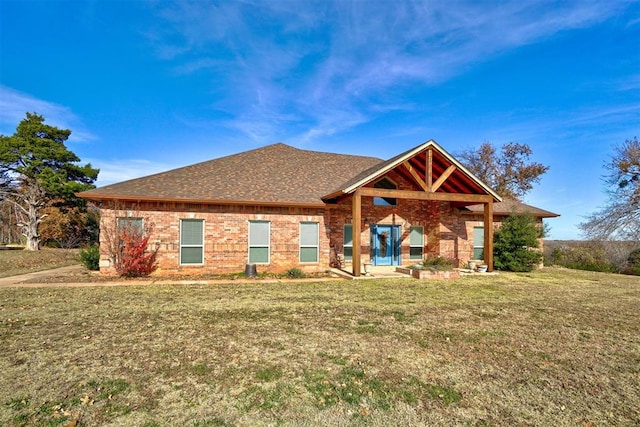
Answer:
[{"xmin": 76, "ymin": 193, "xmax": 331, "ymax": 209}]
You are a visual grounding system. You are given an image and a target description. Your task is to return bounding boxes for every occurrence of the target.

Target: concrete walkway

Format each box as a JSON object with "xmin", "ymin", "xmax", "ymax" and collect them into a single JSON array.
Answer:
[
  {"xmin": 0, "ymin": 265, "xmax": 85, "ymax": 286},
  {"xmin": 0, "ymin": 265, "xmax": 153, "ymax": 288}
]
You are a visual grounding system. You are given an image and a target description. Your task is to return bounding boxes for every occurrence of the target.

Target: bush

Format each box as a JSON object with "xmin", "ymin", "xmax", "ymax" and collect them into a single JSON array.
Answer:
[
  {"xmin": 494, "ymin": 214, "xmax": 543, "ymax": 272},
  {"xmin": 624, "ymin": 248, "xmax": 640, "ymax": 275},
  {"xmin": 547, "ymin": 243, "xmax": 617, "ymax": 273},
  {"xmin": 114, "ymin": 223, "xmax": 158, "ymax": 277},
  {"xmin": 413, "ymin": 255, "xmax": 457, "ymax": 271},
  {"xmin": 286, "ymin": 268, "xmax": 306, "ymax": 279},
  {"xmin": 79, "ymin": 245, "xmax": 100, "ymax": 271}
]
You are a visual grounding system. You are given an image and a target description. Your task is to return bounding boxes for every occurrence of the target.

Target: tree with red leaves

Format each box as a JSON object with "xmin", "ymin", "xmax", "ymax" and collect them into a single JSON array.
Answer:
[{"xmin": 113, "ymin": 220, "xmax": 158, "ymax": 277}]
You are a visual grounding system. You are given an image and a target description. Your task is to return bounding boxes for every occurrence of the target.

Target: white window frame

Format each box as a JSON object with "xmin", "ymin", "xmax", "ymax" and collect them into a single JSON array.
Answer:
[
  {"xmin": 299, "ymin": 222, "xmax": 319, "ymax": 263},
  {"xmin": 180, "ymin": 219, "xmax": 205, "ymax": 265},
  {"xmin": 248, "ymin": 220, "xmax": 270, "ymax": 264}
]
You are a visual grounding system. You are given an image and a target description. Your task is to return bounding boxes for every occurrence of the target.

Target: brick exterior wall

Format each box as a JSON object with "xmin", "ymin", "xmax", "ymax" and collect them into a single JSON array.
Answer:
[{"xmin": 96, "ymin": 171, "xmax": 514, "ymax": 276}]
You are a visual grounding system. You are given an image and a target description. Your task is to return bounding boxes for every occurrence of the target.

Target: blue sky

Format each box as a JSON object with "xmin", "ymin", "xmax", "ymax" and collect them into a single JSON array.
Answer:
[{"xmin": 1, "ymin": 0, "xmax": 638, "ymax": 239}]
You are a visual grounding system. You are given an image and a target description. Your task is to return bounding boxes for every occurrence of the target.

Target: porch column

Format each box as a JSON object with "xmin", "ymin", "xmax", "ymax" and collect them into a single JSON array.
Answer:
[
  {"xmin": 352, "ymin": 189, "xmax": 362, "ymax": 277},
  {"xmin": 483, "ymin": 201, "xmax": 494, "ymax": 271}
]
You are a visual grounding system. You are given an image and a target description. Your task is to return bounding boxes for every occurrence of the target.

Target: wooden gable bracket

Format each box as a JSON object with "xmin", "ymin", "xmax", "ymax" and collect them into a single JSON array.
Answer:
[
  {"xmin": 402, "ymin": 148, "xmax": 457, "ymax": 193},
  {"xmin": 402, "ymin": 161, "xmax": 428, "ymax": 191},
  {"xmin": 431, "ymin": 165, "xmax": 456, "ymax": 192}
]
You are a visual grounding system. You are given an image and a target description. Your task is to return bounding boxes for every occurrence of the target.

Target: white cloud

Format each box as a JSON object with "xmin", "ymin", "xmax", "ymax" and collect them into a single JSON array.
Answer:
[
  {"xmin": 0, "ymin": 85, "xmax": 96, "ymax": 142},
  {"xmin": 91, "ymin": 159, "xmax": 174, "ymax": 187},
  {"xmin": 146, "ymin": 0, "xmax": 632, "ymax": 143}
]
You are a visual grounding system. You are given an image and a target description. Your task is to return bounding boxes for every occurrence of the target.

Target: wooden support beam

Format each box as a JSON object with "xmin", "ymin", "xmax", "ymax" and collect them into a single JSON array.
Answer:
[
  {"xmin": 352, "ymin": 189, "xmax": 362, "ymax": 277},
  {"xmin": 426, "ymin": 148, "xmax": 433, "ymax": 191},
  {"xmin": 431, "ymin": 165, "xmax": 456, "ymax": 192},
  {"xmin": 357, "ymin": 187, "xmax": 493, "ymax": 204},
  {"xmin": 402, "ymin": 161, "xmax": 429, "ymax": 191},
  {"xmin": 484, "ymin": 201, "xmax": 494, "ymax": 271}
]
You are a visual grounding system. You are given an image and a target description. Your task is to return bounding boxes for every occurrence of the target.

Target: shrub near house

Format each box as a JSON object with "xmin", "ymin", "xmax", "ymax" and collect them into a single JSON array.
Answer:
[{"xmin": 493, "ymin": 213, "xmax": 543, "ymax": 272}]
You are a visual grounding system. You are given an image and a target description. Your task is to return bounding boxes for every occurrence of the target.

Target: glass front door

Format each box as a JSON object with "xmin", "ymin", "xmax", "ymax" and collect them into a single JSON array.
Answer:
[{"xmin": 371, "ymin": 225, "xmax": 401, "ymax": 266}]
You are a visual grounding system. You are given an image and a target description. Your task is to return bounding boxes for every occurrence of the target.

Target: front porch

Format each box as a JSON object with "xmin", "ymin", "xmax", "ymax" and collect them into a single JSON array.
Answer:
[{"xmin": 323, "ymin": 141, "xmax": 502, "ymax": 277}]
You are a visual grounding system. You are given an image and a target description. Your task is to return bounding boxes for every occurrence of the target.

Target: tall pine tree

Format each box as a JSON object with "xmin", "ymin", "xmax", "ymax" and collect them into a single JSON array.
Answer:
[{"xmin": 0, "ymin": 113, "xmax": 99, "ymax": 250}]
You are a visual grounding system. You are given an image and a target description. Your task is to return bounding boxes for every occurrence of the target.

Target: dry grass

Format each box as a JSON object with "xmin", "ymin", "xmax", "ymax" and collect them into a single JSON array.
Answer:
[
  {"xmin": 0, "ymin": 248, "xmax": 80, "ymax": 278},
  {"xmin": 1, "ymin": 268, "xmax": 639, "ymax": 426}
]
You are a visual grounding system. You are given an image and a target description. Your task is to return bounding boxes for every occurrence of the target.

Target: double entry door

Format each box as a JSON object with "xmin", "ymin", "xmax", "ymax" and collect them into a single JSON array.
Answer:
[{"xmin": 370, "ymin": 224, "xmax": 401, "ymax": 266}]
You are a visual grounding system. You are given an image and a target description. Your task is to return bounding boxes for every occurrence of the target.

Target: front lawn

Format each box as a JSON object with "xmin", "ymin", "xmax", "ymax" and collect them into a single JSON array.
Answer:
[
  {"xmin": 0, "ymin": 268, "xmax": 638, "ymax": 426},
  {"xmin": 0, "ymin": 248, "xmax": 80, "ymax": 278}
]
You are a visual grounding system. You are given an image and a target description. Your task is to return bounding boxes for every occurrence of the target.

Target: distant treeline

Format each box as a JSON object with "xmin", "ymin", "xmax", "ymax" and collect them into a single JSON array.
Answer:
[{"xmin": 544, "ymin": 240, "xmax": 640, "ymax": 276}]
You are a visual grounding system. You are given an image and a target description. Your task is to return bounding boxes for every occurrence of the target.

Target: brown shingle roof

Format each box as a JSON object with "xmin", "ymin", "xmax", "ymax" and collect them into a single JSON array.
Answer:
[
  {"xmin": 462, "ymin": 199, "xmax": 560, "ymax": 218},
  {"xmin": 78, "ymin": 143, "xmax": 383, "ymax": 205}
]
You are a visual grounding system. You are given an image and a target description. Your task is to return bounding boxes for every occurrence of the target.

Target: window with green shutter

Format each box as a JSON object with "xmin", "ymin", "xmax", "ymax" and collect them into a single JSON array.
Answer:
[
  {"xmin": 409, "ymin": 226, "xmax": 424, "ymax": 260},
  {"xmin": 473, "ymin": 227, "xmax": 484, "ymax": 260},
  {"xmin": 343, "ymin": 224, "xmax": 353, "ymax": 261},
  {"xmin": 180, "ymin": 219, "xmax": 204, "ymax": 265},
  {"xmin": 300, "ymin": 222, "xmax": 319, "ymax": 263},
  {"xmin": 249, "ymin": 221, "xmax": 270, "ymax": 264}
]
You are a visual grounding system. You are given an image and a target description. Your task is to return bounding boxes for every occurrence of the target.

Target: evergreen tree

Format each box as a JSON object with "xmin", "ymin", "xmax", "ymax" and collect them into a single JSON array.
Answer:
[
  {"xmin": 0, "ymin": 112, "xmax": 99, "ymax": 250},
  {"xmin": 494, "ymin": 213, "xmax": 543, "ymax": 272}
]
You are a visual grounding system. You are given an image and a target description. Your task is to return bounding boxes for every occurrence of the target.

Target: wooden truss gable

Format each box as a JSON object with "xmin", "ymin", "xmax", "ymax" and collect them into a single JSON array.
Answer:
[{"xmin": 339, "ymin": 140, "xmax": 502, "ymax": 277}]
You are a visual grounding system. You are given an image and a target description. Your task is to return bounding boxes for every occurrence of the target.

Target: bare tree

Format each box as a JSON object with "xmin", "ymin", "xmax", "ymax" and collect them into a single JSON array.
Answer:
[
  {"xmin": 580, "ymin": 137, "xmax": 640, "ymax": 240},
  {"xmin": 458, "ymin": 142, "xmax": 549, "ymax": 200}
]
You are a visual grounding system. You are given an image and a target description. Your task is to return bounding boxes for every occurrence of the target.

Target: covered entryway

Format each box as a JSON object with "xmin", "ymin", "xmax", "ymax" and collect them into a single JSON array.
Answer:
[{"xmin": 322, "ymin": 140, "xmax": 503, "ymax": 277}]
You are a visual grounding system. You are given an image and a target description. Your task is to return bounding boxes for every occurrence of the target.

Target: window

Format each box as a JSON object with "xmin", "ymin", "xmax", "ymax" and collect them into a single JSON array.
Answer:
[
  {"xmin": 117, "ymin": 217, "xmax": 142, "ymax": 232},
  {"xmin": 373, "ymin": 177, "xmax": 397, "ymax": 206},
  {"xmin": 180, "ymin": 219, "xmax": 204, "ymax": 265},
  {"xmin": 249, "ymin": 221, "xmax": 270, "ymax": 264},
  {"xmin": 409, "ymin": 226, "xmax": 424, "ymax": 260},
  {"xmin": 343, "ymin": 224, "xmax": 353, "ymax": 261},
  {"xmin": 473, "ymin": 226, "xmax": 484, "ymax": 260},
  {"xmin": 300, "ymin": 222, "xmax": 319, "ymax": 263}
]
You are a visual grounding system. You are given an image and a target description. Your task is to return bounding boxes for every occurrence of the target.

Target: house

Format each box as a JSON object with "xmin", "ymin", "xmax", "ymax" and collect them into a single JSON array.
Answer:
[{"xmin": 77, "ymin": 140, "xmax": 559, "ymax": 276}]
